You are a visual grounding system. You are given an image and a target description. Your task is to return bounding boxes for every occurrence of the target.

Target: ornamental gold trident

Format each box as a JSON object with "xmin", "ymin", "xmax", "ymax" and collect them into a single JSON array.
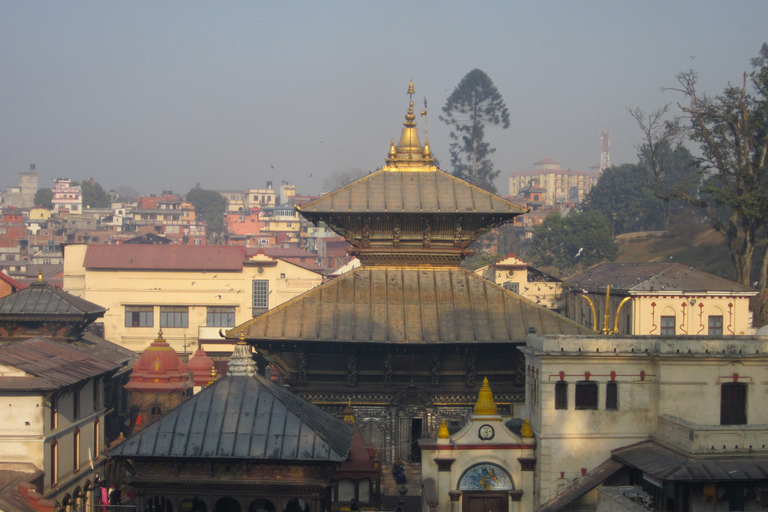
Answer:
[{"xmin": 579, "ymin": 285, "xmax": 632, "ymax": 335}]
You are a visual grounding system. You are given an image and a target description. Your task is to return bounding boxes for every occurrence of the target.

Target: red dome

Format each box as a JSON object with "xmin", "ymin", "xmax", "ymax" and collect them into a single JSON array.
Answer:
[
  {"xmin": 126, "ymin": 330, "xmax": 191, "ymax": 392},
  {"xmin": 187, "ymin": 347, "xmax": 215, "ymax": 387}
]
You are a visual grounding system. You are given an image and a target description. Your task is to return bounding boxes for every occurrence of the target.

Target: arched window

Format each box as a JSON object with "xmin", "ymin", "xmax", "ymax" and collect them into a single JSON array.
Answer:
[
  {"xmin": 180, "ymin": 498, "xmax": 207, "ymax": 512},
  {"xmin": 554, "ymin": 381, "xmax": 568, "ymax": 410},
  {"xmin": 214, "ymin": 498, "xmax": 240, "ymax": 512},
  {"xmin": 146, "ymin": 497, "xmax": 173, "ymax": 512},
  {"xmin": 248, "ymin": 499, "xmax": 275, "ymax": 512},
  {"xmin": 575, "ymin": 381, "xmax": 598, "ymax": 410},
  {"xmin": 150, "ymin": 405, "xmax": 162, "ymax": 423}
]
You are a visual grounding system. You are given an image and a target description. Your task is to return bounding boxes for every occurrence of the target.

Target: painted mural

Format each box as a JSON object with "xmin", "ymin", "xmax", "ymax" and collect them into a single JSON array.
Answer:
[{"xmin": 458, "ymin": 464, "xmax": 514, "ymax": 491}]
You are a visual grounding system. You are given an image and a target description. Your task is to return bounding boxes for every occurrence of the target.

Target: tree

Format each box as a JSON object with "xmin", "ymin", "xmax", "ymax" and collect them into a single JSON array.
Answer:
[
  {"xmin": 528, "ymin": 211, "xmax": 619, "ymax": 275},
  {"xmin": 113, "ymin": 185, "xmax": 139, "ymax": 202},
  {"xmin": 440, "ymin": 69, "xmax": 510, "ymax": 193},
  {"xmin": 186, "ymin": 187, "xmax": 226, "ymax": 239},
  {"xmin": 34, "ymin": 188, "xmax": 52, "ymax": 209},
  {"xmin": 322, "ymin": 169, "xmax": 367, "ymax": 191},
  {"xmin": 631, "ymin": 43, "xmax": 768, "ymax": 292},
  {"xmin": 77, "ymin": 179, "xmax": 111, "ymax": 208},
  {"xmin": 583, "ymin": 144, "xmax": 698, "ymax": 235}
]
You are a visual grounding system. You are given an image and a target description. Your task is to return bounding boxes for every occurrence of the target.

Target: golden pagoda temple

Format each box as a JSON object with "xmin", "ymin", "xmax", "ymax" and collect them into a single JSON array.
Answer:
[{"xmin": 227, "ymin": 83, "xmax": 590, "ymax": 507}]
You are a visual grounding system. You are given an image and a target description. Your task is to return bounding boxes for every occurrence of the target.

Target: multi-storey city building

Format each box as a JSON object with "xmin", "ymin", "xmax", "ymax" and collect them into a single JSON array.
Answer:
[
  {"xmin": 508, "ymin": 159, "xmax": 599, "ymax": 205},
  {"xmin": 51, "ymin": 179, "xmax": 82, "ymax": 213}
]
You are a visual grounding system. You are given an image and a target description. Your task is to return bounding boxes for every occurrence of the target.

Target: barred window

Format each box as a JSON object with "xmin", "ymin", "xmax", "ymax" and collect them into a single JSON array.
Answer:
[
  {"xmin": 125, "ymin": 306, "xmax": 153, "ymax": 327},
  {"xmin": 555, "ymin": 381, "xmax": 568, "ymax": 410},
  {"xmin": 253, "ymin": 280, "xmax": 269, "ymax": 310},
  {"xmin": 207, "ymin": 306, "xmax": 236, "ymax": 327},
  {"xmin": 606, "ymin": 381, "xmax": 618, "ymax": 410},
  {"xmin": 708, "ymin": 315, "xmax": 723, "ymax": 336},
  {"xmin": 660, "ymin": 315, "xmax": 675, "ymax": 336},
  {"xmin": 160, "ymin": 306, "xmax": 188, "ymax": 328},
  {"xmin": 575, "ymin": 381, "xmax": 598, "ymax": 410},
  {"xmin": 503, "ymin": 282, "xmax": 520, "ymax": 294}
]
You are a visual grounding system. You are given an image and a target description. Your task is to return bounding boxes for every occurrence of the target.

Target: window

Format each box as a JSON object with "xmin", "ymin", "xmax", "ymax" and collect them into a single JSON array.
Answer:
[
  {"xmin": 160, "ymin": 306, "xmax": 189, "ymax": 328},
  {"xmin": 555, "ymin": 381, "xmax": 568, "ymax": 410},
  {"xmin": 258, "ymin": 238, "xmax": 269, "ymax": 245},
  {"xmin": 94, "ymin": 419, "xmax": 100, "ymax": 460},
  {"xmin": 50, "ymin": 440, "xmax": 58, "ymax": 487},
  {"xmin": 125, "ymin": 306, "xmax": 153, "ymax": 327},
  {"xmin": 73, "ymin": 389, "xmax": 80, "ymax": 420},
  {"xmin": 93, "ymin": 378, "xmax": 99, "ymax": 411},
  {"xmin": 73, "ymin": 429, "xmax": 80, "ymax": 472},
  {"xmin": 207, "ymin": 306, "xmax": 236, "ymax": 327},
  {"xmin": 253, "ymin": 280, "xmax": 269, "ymax": 310},
  {"xmin": 193, "ymin": 238, "xmax": 202, "ymax": 245},
  {"xmin": 709, "ymin": 315, "xmax": 724, "ymax": 336},
  {"xmin": 660, "ymin": 315, "xmax": 676, "ymax": 336},
  {"xmin": 721, "ymin": 383, "xmax": 747, "ymax": 425},
  {"xmin": 151, "ymin": 405, "xmax": 162, "ymax": 423},
  {"xmin": 575, "ymin": 381, "xmax": 598, "ymax": 410},
  {"xmin": 51, "ymin": 397, "xmax": 58, "ymax": 430},
  {"xmin": 606, "ymin": 381, "xmax": 618, "ymax": 410},
  {"xmin": 503, "ymin": 282, "xmax": 520, "ymax": 294}
]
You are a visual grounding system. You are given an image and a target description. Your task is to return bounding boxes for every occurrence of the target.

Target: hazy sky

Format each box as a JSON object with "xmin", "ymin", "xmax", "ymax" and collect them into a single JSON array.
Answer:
[{"xmin": 2, "ymin": 2, "xmax": 767, "ymax": 197}]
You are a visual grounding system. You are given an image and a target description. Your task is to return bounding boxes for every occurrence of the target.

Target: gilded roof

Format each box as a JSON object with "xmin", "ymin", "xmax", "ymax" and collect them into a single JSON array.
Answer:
[
  {"xmin": 298, "ymin": 168, "xmax": 525, "ymax": 215},
  {"xmin": 109, "ymin": 374, "xmax": 355, "ymax": 461},
  {"xmin": 228, "ymin": 268, "xmax": 591, "ymax": 344}
]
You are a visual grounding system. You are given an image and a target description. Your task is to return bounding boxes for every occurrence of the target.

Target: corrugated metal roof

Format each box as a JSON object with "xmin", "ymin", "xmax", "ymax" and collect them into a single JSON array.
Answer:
[
  {"xmin": 566, "ymin": 263, "xmax": 756, "ymax": 294},
  {"xmin": 0, "ymin": 337, "xmax": 120, "ymax": 390},
  {"xmin": 0, "ymin": 280, "xmax": 105, "ymax": 317},
  {"xmin": 612, "ymin": 441, "xmax": 768, "ymax": 481},
  {"xmin": 228, "ymin": 267, "xmax": 591, "ymax": 344},
  {"xmin": 68, "ymin": 332, "xmax": 139, "ymax": 376},
  {"xmin": 297, "ymin": 168, "xmax": 525, "ymax": 215},
  {"xmin": 83, "ymin": 245, "xmax": 247, "ymax": 271},
  {"xmin": 109, "ymin": 374, "xmax": 354, "ymax": 461}
]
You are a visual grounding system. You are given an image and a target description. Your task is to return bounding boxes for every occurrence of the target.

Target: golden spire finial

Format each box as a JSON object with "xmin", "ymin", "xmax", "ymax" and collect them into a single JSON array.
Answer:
[
  {"xmin": 156, "ymin": 329, "xmax": 164, "ymax": 340},
  {"xmin": 520, "ymin": 418, "xmax": 533, "ymax": 438},
  {"xmin": 207, "ymin": 366, "xmax": 218, "ymax": 386},
  {"xmin": 238, "ymin": 329, "xmax": 246, "ymax": 345},
  {"xmin": 473, "ymin": 377, "xmax": 498, "ymax": 416},
  {"xmin": 408, "ymin": 80, "xmax": 415, "ymax": 96},
  {"xmin": 37, "ymin": 267, "xmax": 43, "ymax": 282},
  {"xmin": 343, "ymin": 400, "xmax": 356, "ymax": 425},
  {"xmin": 437, "ymin": 419, "xmax": 450, "ymax": 439}
]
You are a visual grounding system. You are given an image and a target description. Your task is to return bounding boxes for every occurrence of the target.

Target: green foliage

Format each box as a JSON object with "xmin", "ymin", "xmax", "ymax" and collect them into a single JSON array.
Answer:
[
  {"xmin": 440, "ymin": 69, "xmax": 510, "ymax": 193},
  {"xmin": 461, "ymin": 250, "xmax": 502, "ymax": 271},
  {"xmin": 186, "ymin": 187, "xmax": 226, "ymax": 237},
  {"xmin": 584, "ymin": 144, "xmax": 698, "ymax": 235},
  {"xmin": 528, "ymin": 211, "xmax": 619, "ymax": 274},
  {"xmin": 34, "ymin": 188, "xmax": 53, "ymax": 209},
  {"xmin": 78, "ymin": 179, "xmax": 111, "ymax": 208}
]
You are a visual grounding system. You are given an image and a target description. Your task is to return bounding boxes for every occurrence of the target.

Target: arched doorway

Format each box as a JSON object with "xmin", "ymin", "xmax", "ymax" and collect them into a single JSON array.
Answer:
[
  {"xmin": 248, "ymin": 499, "xmax": 275, "ymax": 512},
  {"xmin": 214, "ymin": 497, "xmax": 241, "ymax": 512},
  {"xmin": 180, "ymin": 497, "xmax": 207, "ymax": 512},
  {"xmin": 282, "ymin": 499, "xmax": 308, "ymax": 512},
  {"xmin": 145, "ymin": 496, "xmax": 174, "ymax": 512},
  {"xmin": 458, "ymin": 463, "xmax": 514, "ymax": 512}
]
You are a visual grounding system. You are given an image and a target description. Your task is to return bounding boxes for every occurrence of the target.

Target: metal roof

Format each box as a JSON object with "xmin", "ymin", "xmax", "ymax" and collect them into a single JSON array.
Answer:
[
  {"xmin": 537, "ymin": 458, "xmax": 625, "ymax": 512},
  {"xmin": 566, "ymin": 263, "xmax": 756, "ymax": 295},
  {"xmin": 228, "ymin": 267, "xmax": 591, "ymax": 344},
  {"xmin": 0, "ymin": 280, "xmax": 106, "ymax": 318},
  {"xmin": 612, "ymin": 441, "xmax": 768, "ymax": 481},
  {"xmin": 83, "ymin": 245, "xmax": 247, "ymax": 271},
  {"xmin": 68, "ymin": 332, "xmax": 139, "ymax": 377},
  {"xmin": 297, "ymin": 168, "xmax": 525, "ymax": 215},
  {"xmin": 0, "ymin": 337, "xmax": 120, "ymax": 391},
  {"xmin": 109, "ymin": 374, "xmax": 355, "ymax": 461}
]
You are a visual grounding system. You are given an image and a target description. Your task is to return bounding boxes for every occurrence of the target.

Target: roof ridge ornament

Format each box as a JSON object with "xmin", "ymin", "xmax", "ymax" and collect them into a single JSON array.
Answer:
[{"xmin": 473, "ymin": 377, "xmax": 499, "ymax": 417}]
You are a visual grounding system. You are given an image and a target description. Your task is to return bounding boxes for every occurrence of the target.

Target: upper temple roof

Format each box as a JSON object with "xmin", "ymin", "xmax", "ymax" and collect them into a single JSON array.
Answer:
[{"xmin": 297, "ymin": 167, "xmax": 525, "ymax": 215}]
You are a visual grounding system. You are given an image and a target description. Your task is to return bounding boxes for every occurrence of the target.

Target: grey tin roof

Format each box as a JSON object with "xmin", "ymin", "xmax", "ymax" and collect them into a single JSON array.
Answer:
[
  {"xmin": 566, "ymin": 263, "xmax": 756, "ymax": 295},
  {"xmin": 0, "ymin": 280, "xmax": 106, "ymax": 318},
  {"xmin": 228, "ymin": 267, "xmax": 592, "ymax": 344},
  {"xmin": 109, "ymin": 374, "xmax": 355, "ymax": 461},
  {"xmin": 613, "ymin": 441, "xmax": 768, "ymax": 481}
]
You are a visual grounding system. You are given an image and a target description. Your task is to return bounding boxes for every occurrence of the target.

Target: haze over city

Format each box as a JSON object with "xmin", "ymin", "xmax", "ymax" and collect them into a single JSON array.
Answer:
[{"xmin": 2, "ymin": 1, "xmax": 767, "ymax": 195}]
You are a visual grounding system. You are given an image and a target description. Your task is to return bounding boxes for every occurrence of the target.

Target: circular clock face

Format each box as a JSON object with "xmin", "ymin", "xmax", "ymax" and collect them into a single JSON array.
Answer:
[{"xmin": 478, "ymin": 424, "xmax": 495, "ymax": 440}]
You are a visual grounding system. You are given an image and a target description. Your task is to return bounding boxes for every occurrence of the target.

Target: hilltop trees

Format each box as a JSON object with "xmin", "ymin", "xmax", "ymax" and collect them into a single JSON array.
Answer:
[
  {"xmin": 528, "ymin": 211, "xmax": 619, "ymax": 275},
  {"xmin": 34, "ymin": 188, "xmax": 53, "ymax": 209},
  {"xmin": 631, "ymin": 43, "xmax": 768, "ymax": 290},
  {"xmin": 441, "ymin": 69, "xmax": 510, "ymax": 193}
]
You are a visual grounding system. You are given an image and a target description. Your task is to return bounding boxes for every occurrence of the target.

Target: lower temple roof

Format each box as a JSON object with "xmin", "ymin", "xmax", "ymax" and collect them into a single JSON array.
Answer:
[
  {"xmin": 228, "ymin": 267, "xmax": 591, "ymax": 344},
  {"xmin": 109, "ymin": 373, "xmax": 355, "ymax": 461}
]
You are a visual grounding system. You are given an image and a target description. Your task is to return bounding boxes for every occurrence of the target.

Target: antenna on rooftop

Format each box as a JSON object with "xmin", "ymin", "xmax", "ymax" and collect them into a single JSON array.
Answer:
[{"xmin": 600, "ymin": 130, "xmax": 611, "ymax": 173}]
